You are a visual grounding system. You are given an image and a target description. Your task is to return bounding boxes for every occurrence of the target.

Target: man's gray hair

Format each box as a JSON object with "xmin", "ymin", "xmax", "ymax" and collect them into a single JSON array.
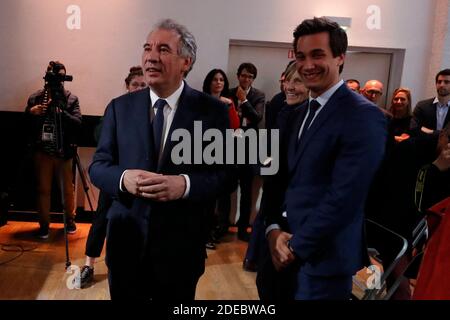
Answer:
[{"xmin": 153, "ymin": 18, "xmax": 197, "ymax": 77}]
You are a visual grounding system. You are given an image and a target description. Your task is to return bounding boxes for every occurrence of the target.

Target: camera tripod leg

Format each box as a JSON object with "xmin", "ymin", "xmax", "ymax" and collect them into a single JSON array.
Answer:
[
  {"xmin": 74, "ymin": 152, "xmax": 94, "ymax": 212},
  {"xmin": 62, "ymin": 207, "xmax": 71, "ymax": 270}
]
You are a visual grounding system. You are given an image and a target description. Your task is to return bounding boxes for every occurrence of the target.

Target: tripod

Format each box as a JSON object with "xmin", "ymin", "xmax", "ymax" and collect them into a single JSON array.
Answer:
[
  {"xmin": 49, "ymin": 92, "xmax": 92, "ymax": 271},
  {"xmin": 74, "ymin": 150, "xmax": 94, "ymax": 212},
  {"xmin": 61, "ymin": 148, "xmax": 95, "ymax": 270}
]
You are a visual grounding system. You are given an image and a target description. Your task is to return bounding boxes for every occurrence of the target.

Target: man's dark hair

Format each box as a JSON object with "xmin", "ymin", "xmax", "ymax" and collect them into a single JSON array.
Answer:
[
  {"xmin": 345, "ymin": 79, "xmax": 360, "ymax": 85},
  {"xmin": 293, "ymin": 17, "xmax": 348, "ymax": 73},
  {"xmin": 237, "ymin": 62, "xmax": 257, "ymax": 79},
  {"xmin": 47, "ymin": 61, "xmax": 66, "ymax": 73},
  {"xmin": 435, "ymin": 68, "xmax": 450, "ymax": 83},
  {"xmin": 345, "ymin": 78, "xmax": 360, "ymax": 88}
]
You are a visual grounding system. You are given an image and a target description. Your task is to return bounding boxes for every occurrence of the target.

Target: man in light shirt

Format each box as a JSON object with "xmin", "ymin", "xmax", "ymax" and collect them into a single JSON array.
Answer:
[
  {"xmin": 228, "ymin": 62, "xmax": 265, "ymax": 241},
  {"xmin": 411, "ymin": 69, "xmax": 450, "ymax": 135}
]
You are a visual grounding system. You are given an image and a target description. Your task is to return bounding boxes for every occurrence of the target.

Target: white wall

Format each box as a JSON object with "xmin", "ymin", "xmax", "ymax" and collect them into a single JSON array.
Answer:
[
  {"xmin": 442, "ymin": 1, "xmax": 450, "ymax": 71},
  {"xmin": 424, "ymin": 0, "xmax": 449, "ymax": 98},
  {"xmin": 0, "ymin": 0, "xmax": 440, "ymax": 115}
]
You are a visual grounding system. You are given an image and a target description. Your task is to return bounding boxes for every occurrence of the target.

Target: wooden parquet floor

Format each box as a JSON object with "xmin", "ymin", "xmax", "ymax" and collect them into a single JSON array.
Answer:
[{"xmin": 0, "ymin": 221, "xmax": 258, "ymax": 300}]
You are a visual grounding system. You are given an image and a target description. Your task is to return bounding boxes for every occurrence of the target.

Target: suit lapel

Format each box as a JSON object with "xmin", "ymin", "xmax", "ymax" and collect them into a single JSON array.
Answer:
[
  {"xmin": 287, "ymin": 103, "xmax": 307, "ymax": 170},
  {"xmin": 131, "ymin": 88, "xmax": 154, "ymax": 169},
  {"xmin": 290, "ymin": 84, "xmax": 348, "ymax": 173},
  {"xmin": 247, "ymin": 87, "xmax": 255, "ymax": 102},
  {"xmin": 157, "ymin": 84, "xmax": 197, "ymax": 171},
  {"xmin": 431, "ymin": 103, "xmax": 437, "ymax": 129},
  {"xmin": 444, "ymin": 104, "xmax": 450, "ymax": 127}
]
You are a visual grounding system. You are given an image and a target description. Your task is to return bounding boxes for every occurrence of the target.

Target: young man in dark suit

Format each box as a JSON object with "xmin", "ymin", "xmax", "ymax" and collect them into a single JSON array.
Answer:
[
  {"xmin": 89, "ymin": 19, "xmax": 229, "ymax": 300},
  {"xmin": 228, "ymin": 62, "xmax": 265, "ymax": 241},
  {"xmin": 411, "ymin": 68, "xmax": 450, "ymax": 135},
  {"xmin": 260, "ymin": 17, "xmax": 387, "ymax": 300}
]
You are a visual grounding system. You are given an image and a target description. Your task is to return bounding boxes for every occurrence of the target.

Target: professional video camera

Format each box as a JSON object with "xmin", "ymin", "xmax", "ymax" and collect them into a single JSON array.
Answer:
[
  {"xmin": 39, "ymin": 61, "xmax": 76, "ymax": 157},
  {"xmin": 42, "ymin": 61, "xmax": 74, "ymax": 112},
  {"xmin": 44, "ymin": 61, "xmax": 73, "ymax": 85}
]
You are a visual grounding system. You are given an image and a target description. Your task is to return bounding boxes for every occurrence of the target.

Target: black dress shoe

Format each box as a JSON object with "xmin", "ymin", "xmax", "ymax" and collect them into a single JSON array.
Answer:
[
  {"xmin": 67, "ymin": 219, "xmax": 77, "ymax": 234},
  {"xmin": 80, "ymin": 265, "xmax": 94, "ymax": 288},
  {"xmin": 243, "ymin": 259, "xmax": 257, "ymax": 272},
  {"xmin": 34, "ymin": 226, "xmax": 49, "ymax": 239}
]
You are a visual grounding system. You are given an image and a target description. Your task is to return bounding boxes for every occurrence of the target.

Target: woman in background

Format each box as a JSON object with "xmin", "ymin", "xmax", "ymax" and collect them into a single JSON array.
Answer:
[
  {"xmin": 254, "ymin": 63, "xmax": 311, "ymax": 300},
  {"xmin": 245, "ymin": 62, "xmax": 308, "ymax": 277},
  {"xmin": 202, "ymin": 69, "xmax": 240, "ymax": 250},
  {"xmin": 388, "ymin": 87, "xmax": 413, "ymax": 143},
  {"xmin": 203, "ymin": 68, "xmax": 240, "ymax": 130}
]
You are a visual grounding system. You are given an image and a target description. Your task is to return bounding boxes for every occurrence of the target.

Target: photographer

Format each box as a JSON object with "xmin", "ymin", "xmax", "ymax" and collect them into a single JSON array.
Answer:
[{"xmin": 25, "ymin": 61, "xmax": 82, "ymax": 239}]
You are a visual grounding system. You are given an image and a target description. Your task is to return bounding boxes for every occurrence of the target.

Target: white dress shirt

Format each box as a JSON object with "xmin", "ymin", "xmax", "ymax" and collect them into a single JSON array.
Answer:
[
  {"xmin": 119, "ymin": 81, "xmax": 190, "ymax": 198},
  {"xmin": 433, "ymin": 97, "xmax": 450, "ymax": 131}
]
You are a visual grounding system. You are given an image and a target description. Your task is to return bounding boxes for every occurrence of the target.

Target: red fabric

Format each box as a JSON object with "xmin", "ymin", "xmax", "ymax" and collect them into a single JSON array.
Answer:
[
  {"xmin": 228, "ymin": 101, "xmax": 240, "ymax": 130},
  {"xmin": 413, "ymin": 197, "xmax": 450, "ymax": 300}
]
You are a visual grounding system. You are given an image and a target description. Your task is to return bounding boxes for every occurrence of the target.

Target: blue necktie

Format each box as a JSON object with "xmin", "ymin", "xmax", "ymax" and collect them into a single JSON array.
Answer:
[
  {"xmin": 153, "ymin": 99, "xmax": 166, "ymax": 159},
  {"xmin": 298, "ymin": 99, "xmax": 320, "ymax": 145}
]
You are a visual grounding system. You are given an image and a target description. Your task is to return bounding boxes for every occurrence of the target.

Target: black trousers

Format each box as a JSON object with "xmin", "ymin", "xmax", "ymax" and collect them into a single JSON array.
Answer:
[
  {"xmin": 236, "ymin": 164, "xmax": 254, "ymax": 233},
  {"xmin": 256, "ymin": 249, "xmax": 298, "ymax": 301},
  {"xmin": 106, "ymin": 212, "xmax": 204, "ymax": 300},
  {"xmin": 106, "ymin": 212, "xmax": 149, "ymax": 300},
  {"xmin": 85, "ymin": 191, "xmax": 111, "ymax": 258},
  {"xmin": 216, "ymin": 164, "xmax": 255, "ymax": 234},
  {"xmin": 216, "ymin": 193, "xmax": 232, "ymax": 234}
]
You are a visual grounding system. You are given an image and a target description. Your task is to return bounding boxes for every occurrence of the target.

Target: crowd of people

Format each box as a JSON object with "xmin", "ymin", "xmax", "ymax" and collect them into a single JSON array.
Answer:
[{"xmin": 23, "ymin": 16, "xmax": 449, "ymax": 300}]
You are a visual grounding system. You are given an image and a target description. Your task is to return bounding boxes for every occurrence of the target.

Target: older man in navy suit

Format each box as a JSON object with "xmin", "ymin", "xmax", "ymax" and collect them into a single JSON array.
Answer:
[
  {"xmin": 89, "ymin": 19, "xmax": 229, "ymax": 300},
  {"xmin": 260, "ymin": 17, "xmax": 386, "ymax": 300}
]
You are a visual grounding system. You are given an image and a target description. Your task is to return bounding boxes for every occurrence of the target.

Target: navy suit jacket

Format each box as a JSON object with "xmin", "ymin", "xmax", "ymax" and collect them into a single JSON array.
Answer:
[
  {"xmin": 230, "ymin": 86, "xmax": 265, "ymax": 129},
  {"xmin": 263, "ymin": 84, "xmax": 387, "ymax": 277},
  {"xmin": 89, "ymin": 84, "xmax": 229, "ymax": 274}
]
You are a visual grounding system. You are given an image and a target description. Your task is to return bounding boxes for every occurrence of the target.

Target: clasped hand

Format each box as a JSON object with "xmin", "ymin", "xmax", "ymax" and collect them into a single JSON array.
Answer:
[
  {"xmin": 236, "ymin": 86, "xmax": 247, "ymax": 102},
  {"xmin": 123, "ymin": 169, "xmax": 186, "ymax": 201},
  {"xmin": 30, "ymin": 103, "xmax": 50, "ymax": 115},
  {"xmin": 267, "ymin": 230, "xmax": 296, "ymax": 271}
]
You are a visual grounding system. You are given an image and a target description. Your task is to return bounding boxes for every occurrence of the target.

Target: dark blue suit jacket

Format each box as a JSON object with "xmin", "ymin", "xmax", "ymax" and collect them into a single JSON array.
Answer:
[
  {"xmin": 89, "ymin": 84, "xmax": 229, "ymax": 278},
  {"xmin": 263, "ymin": 84, "xmax": 386, "ymax": 277},
  {"xmin": 411, "ymin": 97, "xmax": 450, "ymax": 132}
]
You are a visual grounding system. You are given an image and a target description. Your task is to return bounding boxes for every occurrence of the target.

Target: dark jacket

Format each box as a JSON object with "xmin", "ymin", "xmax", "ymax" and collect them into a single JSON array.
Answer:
[{"xmin": 25, "ymin": 89, "xmax": 82, "ymax": 159}]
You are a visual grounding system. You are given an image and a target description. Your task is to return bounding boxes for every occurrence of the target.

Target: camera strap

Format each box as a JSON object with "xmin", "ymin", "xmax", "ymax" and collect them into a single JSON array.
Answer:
[{"xmin": 415, "ymin": 164, "xmax": 430, "ymax": 213}]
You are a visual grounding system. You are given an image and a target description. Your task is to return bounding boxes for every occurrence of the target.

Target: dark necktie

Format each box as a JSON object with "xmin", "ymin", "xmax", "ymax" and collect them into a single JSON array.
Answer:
[
  {"xmin": 153, "ymin": 99, "xmax": 166, "ymax": 159},
  {"xmin": 298, "ymin": 99, "xmax": 321, "ymax": 145}
]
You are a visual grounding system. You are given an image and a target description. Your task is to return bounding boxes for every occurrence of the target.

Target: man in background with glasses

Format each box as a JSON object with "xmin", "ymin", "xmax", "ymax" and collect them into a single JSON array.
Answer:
[{"xmin": 361, "ymin": 79, "xmax": 384, "ymax": 106}]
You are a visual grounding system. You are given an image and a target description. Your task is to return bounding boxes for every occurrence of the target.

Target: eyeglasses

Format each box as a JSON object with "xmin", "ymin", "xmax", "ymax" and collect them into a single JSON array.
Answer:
[{"xmin": 366, "ymin": 90, "xmax": 382, "ymax": 96}]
